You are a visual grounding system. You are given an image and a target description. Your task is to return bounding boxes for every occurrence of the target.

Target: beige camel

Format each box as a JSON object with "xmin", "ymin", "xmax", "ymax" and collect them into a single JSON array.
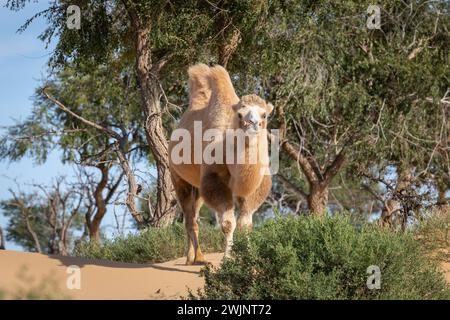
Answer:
[{"xmin": 168, "ymin": 64, "xmax": 273, "ymax": 265}]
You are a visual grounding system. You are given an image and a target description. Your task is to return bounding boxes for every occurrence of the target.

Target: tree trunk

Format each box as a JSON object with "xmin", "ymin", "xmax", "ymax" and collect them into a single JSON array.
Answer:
[
  {"xmin": 307, "ymin": 183, "xmax": 329, "ymax": 216},
  {"xmin": 115, "ymin": 143, "xmax": 145, "ymax": 227},
  {"xmin": 88, "ymin": 164, "xmax": 108, "ymax": 242},
  {"xmin": 130, "ymin": 16, "xmax": 177, "ymax": 227},
  {"xmin": 58, "ymin": 240, "xmax": 68, "ymax": 256},
  {"xmin": 0, "ymin": 226, "xmax": 5, "ymax": 250},
  {"xmin": 59, "ymin": 209, "xmax": 80, "ymax": 256},
  {"xmin": 380, "ymin": 199, "xmax": 400, "ymax": 228},
  {"xmin": 24, "ymin": 213, "xmax": 42, "ymax": 254},
  {"xmin": 381, "ymin": 166, "xmax": 412, "ymax": 228}
]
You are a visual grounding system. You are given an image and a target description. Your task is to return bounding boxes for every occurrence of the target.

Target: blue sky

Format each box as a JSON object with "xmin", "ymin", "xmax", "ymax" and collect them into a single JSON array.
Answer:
[{"xmin": 0, "ymin": 1, "xmax": 136, "ymax": 251}]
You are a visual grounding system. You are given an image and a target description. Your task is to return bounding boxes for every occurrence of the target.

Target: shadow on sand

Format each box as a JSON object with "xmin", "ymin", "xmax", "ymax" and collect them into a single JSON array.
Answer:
[{"xmin": 47, "ymin": 254, "xmax": 202, "ymax": 275}]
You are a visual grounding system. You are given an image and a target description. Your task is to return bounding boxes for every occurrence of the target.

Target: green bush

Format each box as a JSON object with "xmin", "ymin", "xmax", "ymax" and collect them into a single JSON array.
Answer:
[
  {"xmin": 74, "ymin": 222, "xmax": 223, "ymax": 264},
  {"xmin": 197, "ymin": 215, "xmax": 449, "ymax": 300}
]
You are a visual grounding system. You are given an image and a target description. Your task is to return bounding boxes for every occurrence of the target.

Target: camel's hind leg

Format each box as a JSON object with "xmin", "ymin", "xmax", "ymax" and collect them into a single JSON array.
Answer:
[
  {"xmin": 171, "ymin": 172, "xmax": 206, "ymax": 265},
  {"xmin": 237, "ymin": 175, "xmax": 272, "ymax": 230},
  {"xmin": 200, "ymin": 170, "xmax": 236, "ymax": 257}
]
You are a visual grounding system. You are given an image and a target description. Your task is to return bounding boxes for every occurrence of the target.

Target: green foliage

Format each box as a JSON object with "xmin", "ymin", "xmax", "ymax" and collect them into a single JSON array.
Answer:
[
  {"xmin": 0, "ymin": 61, "xmax": 147, "ymax": 165},
  {"xmin": 197, "ymin": 214, "xmax": 449, "ymax": 299},
  {"xmin": 74, "ymin": 222, "xmax": 223, "ymax": 263},
  {"xmin": 0, "ymin": 114, "xmax": 54, "ymax": 164},
  {"xmin": 1, "ymin": 193, "xmax": 50, "ymax": 252},
  {"xmin": 226, "ymin": 0, "xmax": 450, "ymax": 213}
]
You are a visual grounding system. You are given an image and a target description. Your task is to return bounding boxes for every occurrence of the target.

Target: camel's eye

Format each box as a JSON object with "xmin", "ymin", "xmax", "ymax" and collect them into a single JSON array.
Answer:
[
  {"xmin": 262, "ymin": 113, "xmax": 267, "ymax": 119},
  {"xmin": 238, "ymin": 113, "xmax": 243, "ymax": 119}
]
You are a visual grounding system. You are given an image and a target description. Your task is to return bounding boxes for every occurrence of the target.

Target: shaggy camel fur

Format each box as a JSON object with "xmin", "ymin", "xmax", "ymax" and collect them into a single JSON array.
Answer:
[{"xmin": 169, "ymin": 64, "xmax": 273, "ymax": 264}]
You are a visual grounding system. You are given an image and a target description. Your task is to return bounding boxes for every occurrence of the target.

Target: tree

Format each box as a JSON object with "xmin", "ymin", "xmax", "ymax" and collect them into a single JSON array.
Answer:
[
  {"xmin": 74, "ymin": 164, "xmax": 125, "ymax": 242},
  {"xmin": 1, "ymin": 177, "xmax": 85, "ymax": 255},
  {"xmin": 0, "ymin": 62, "xmax": 148, "ymax": 238}
]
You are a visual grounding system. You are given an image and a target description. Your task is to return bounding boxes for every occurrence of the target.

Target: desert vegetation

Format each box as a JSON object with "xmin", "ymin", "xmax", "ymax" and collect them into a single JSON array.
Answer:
[
  {"xmin": 74, "ymin": 222, "xmax": 223, "ymax": 264},
  {"xmin": 196, "ymin": 210, "xmax": 449, "ymax": 300}
]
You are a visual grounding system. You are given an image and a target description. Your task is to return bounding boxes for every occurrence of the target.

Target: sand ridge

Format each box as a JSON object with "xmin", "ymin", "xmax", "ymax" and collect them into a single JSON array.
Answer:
[{"xmin": 0, "ymin": 250, "xmax": 222, "ymax": 299}]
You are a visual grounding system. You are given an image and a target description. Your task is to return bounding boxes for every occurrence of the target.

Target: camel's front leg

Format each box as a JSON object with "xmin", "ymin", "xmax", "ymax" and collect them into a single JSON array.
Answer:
[
  {"xmin": 236, "ymin": 210, "xmax": 254, "ymax": 230},
  {"xmin": 171, "ymin": 171, "xmax": 206, "ymax": 265},
  {"xmin": 236, "ymin": 175, "xmax": 272, "ymax": 230},
  {"xmin": 219, "ymin": 209, "xmax": 236, "ymax": 257},
  {"xmin": 200, "ymin": 169, "xmax": 235, "ymax": 258}
]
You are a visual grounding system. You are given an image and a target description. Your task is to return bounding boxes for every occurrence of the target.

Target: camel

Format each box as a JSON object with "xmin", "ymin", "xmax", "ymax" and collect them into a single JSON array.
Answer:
[{"xmin": 168, "ymin": 63, "xmax": 273, "ymax": 265}]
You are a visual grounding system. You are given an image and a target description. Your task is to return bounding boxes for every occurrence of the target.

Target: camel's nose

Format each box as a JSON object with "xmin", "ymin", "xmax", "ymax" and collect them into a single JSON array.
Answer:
[{"xmin": 248, "ymin": 113, "xmax": 259, "ymax": 125}]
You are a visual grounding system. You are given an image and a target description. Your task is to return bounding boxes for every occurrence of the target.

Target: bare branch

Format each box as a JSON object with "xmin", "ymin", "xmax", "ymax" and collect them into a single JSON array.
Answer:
[
  {"xmin": 114, "ymin": 142, "xmax": 145, "ymax": 226},
  {"xmin": 277, "ymin": 174, "xmax": 308, "ymax": 200},
  {"xmin": 275, "ymin": 102, "xmax": 318, "ymax": 183},
  {"xmin": 43, "ymin": 87, "xmax": 122, "ymax": 140},
  {"xmin": 8, "ymin": 189, "xmax": 42, "ymax": 253}
]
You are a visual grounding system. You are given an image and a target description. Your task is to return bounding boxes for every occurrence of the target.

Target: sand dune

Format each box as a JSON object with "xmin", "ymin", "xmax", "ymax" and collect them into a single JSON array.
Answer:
[{"xmin": 0, "ymin": 250, "xmax": 222, "ymax": 299}]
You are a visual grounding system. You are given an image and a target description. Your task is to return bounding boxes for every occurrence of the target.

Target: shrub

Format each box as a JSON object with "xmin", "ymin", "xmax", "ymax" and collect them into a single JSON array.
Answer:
[
  {"xmin": 74, "ymin": 222, "xmax": 223, "ymax": 264},
  {"xmin": 197, "ymin": 214, "xmax": 449, "ymax": 300}
]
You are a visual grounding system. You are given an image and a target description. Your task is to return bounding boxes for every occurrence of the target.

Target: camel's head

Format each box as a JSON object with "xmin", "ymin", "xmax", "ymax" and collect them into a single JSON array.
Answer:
[{"xmin": 232, "ymin": 94, "xmax": 274, "ymax": 134}]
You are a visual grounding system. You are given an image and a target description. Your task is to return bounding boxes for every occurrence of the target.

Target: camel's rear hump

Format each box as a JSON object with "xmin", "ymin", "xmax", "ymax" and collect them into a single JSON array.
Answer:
[
  {"xmin": 208, "ymin": 65, "xmax": 240, "ymax": 106},
  {"xmin": 188, "ymin": 63, "xmax": 211, "ymax": 110},
  {"xmin": 187, "ymin": 63, "xmax": 240, "ymax": 111}
]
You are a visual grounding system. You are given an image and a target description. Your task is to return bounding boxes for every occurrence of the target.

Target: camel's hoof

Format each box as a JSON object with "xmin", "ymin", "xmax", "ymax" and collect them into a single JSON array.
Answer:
[
  {"xmin": 185, "ymin": 259, "xmax": 195, "ymax": 266},
  {"xmin": 193, "ymin": 255, "xmax": 209, "ymax": 265},
  {"xmin": 185, "ymin": 258, "xmax": 209, "ymax": 266},
  {"xmin": 185, "ymin": 260, "xmax": 209, "ymax": 266}
]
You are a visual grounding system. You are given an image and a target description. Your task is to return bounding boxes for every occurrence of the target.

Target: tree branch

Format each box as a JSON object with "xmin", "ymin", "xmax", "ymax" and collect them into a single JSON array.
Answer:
[
  {"xmin": 323, "ymin": 150, "xmax": 346, "ymax": 184},
  {"xmin": 43, "ymin": 87, "xmax": 122, "ymax": 140},
  {"xmin": 114, "ymin": 141, "xmax": 145, "ymax": 226},
  {"xmin": 275, "ymin": 102, "xmax": 318, "ymax": 183},
  {"xmin": 277, "ymin": 174, "xmax": 308, "ymax": 200},
  {"xmin": 9, "ymin": 190, "xmax": 43, "ymax": 254}
]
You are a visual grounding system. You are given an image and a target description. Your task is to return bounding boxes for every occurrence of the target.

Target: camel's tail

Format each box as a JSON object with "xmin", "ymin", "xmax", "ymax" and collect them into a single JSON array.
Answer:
[
  {"xmin": 208, "ymin": 65, "xmax": 239, "ymax": 106},
  {"xmin": 188, "ymin": 63, "xmax": 211, "ymax": 110}
]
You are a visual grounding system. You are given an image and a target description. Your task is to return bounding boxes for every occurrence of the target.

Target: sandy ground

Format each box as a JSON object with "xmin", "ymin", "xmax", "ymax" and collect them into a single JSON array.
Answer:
[{"xmin": 0, "ymin": 250, "xmax": 222, "ymax": 299}]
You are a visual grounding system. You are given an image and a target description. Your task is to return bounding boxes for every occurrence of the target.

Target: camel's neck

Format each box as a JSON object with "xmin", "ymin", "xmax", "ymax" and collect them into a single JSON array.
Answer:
[
  {"xmin": 245, "ymin": 130, "xmax": 269, "ymax": 167},
  {"xmin": 228, "ymin": 130, "xmax": 270, "ymax": 197}
]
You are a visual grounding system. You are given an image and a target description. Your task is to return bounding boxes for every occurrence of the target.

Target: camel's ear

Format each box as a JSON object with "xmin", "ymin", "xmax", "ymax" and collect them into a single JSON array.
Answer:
[
  {"xmin": 266, "ymin": 102, "xmax": 274, "ymax": 114},
  {"xmin": 232, "ymin": 102, "xmax": 242, "ymax": 112}
]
